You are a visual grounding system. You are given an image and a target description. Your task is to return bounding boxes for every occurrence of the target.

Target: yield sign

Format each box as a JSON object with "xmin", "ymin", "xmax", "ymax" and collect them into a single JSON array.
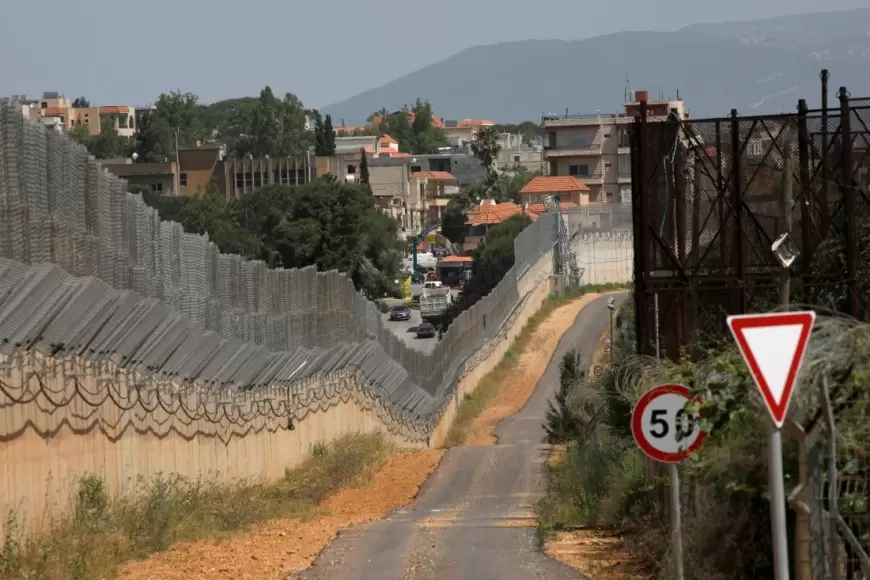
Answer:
[{"xmin": 726, "ymin": 311, "xmax": 816, "ymax": 428}]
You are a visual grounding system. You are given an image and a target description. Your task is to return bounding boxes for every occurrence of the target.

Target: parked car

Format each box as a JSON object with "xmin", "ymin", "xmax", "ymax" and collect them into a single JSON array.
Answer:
[
  {"xmin": 389, "ymin": 304, "xmax": 412, "ymax": 321},
  {"xmin": 416, "ymin": 322, "xmax": 437, "ymax": 339}
]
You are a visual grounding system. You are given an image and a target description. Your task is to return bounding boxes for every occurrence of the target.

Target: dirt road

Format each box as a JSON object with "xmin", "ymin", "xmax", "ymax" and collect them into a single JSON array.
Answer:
[{"xmin": 293, "ymin": 293, "xmax": 628, "ymax": 580}]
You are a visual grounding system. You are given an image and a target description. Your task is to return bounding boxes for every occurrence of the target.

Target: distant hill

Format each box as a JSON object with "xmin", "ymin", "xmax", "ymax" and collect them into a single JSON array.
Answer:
[{"xmin": 321, "ymin": 9, "xmax": 870, "ymax": 124}]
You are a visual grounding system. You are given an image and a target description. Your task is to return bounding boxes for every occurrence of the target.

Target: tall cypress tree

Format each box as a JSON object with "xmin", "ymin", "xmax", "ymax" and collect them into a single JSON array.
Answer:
[
  {"xmin": 359, "ymin": 147, "xmax": 370, "ymax": 185},
  {"xmin": 324, "ymin": 114, "xmax": 336, "ymax": 155},
  {"xmin": 313, "ymin": 111, "xmax": 327, "ymax": 156}
]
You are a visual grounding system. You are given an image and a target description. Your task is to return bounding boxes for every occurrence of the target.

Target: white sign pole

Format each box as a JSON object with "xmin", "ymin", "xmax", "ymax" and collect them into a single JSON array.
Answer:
[
  {"xmin": 727, "ymin": 311, "xmax": 815, "ymax": 580},
  {"xmin": 668, "ymin": 462, "xmax": 684, "ymax": 580},
  {"xmin": 768, "ymin": 421, "xmax": 790, "ymax": 580},
  {"xmin": 631, "ymin": 384, "xmax": 704, "ymax": 580}
]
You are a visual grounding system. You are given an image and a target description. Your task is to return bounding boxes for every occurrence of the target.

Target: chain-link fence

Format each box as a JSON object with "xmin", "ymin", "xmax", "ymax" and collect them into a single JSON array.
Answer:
[{"xmin": 0, "ymin": 103, "xmax": 559, "ymax": 433}]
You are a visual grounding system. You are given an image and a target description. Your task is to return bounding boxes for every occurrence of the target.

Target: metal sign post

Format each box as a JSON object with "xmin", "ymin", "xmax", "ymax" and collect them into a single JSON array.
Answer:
[
  {"xmin": 727, "ymin": 311, "xmax": 816, "ymax": 580},
  {"xmin": 631, "ymin": 384, "xmax": 707, "ymax": 580}
]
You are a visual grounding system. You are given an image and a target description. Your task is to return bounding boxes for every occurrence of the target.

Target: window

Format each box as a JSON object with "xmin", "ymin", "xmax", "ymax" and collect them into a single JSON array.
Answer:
[
  {"xmin": 236, "ymin": 172, "xmax": 244, "ymax": 187},
  {"xmin": 244, "ymin": 172, "xmax": 253, "ymax": 187},
  {"xmin": 620, "ymin": 185, "xmax": 632, "ymax": 203},
  {"xmin": 347, "ymin": 165, "xmax": 356, "ymax": 174},
  {"xmin": 514, "ymin": 155, "xmax": 520, "ymax": 162},
  {"xmin": 410, "ymin": 165, "xmax": 422, "ymax": 173},
  {"xmin": 179, "ymin": 173, "xmax": 188, "ymax": 186},
  {"xmin": 603, "ymin": 133, "xmax": 611, "ymax": 138},
  {"xmin": 618, "ymin": 155, "xmax": 631, "ymax": 175},
  {"xmin": 618, "ymin": 129, "xmax": 631, "ymax": 148},
  {"xmin": 568, "ymin": 164, "xmax": 589, "ymax": 176},
  {"xmin": 150, "ymin": 183, "xmax": 163, "ymax": 193},
  {"xmin": 567, "ymin": 135, "xmax": 589, "ymax": 147}
]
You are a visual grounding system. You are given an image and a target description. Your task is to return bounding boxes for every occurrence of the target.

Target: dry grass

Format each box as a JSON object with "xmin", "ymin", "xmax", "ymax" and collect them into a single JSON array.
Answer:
[
  {"xmin": 0, "ymin": 434, "xmax": 390, "ymax": 580},
  {"xmin": 443, "ymin": 288, "xmax": 589, "ymax": 448}
]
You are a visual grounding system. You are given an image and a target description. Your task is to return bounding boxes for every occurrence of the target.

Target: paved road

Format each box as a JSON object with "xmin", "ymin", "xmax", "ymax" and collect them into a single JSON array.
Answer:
[
  {"xmin": 381, "ymin": 309, "xmax": 438, "ymax": 354},
  {"xmin": 294, "ymin": 292, "xmax": 629, "ymax": 580}
]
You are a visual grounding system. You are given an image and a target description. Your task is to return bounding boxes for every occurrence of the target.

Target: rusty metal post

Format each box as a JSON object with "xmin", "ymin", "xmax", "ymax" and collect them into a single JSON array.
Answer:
[
  {"xmin": 838, "ymin": 87, "xmax": 859, "ymax": 318},
  {"xmin": 730, "ymin": 109, "xmax": 747, "ymax": 312},
  {"xmin": 797, "ymin": 99, "xmax": 813, "ymax": 298},
  {"xmin": 631, "ymin": 102, "xmax": 649, "ymax": 354},
  {"xmin": 820, "ymin": 69, "xmax": 830, "ymax": 237},
  {"xmin": 671, "ymin": 115, "xmax": 689, "ymax": 350}
]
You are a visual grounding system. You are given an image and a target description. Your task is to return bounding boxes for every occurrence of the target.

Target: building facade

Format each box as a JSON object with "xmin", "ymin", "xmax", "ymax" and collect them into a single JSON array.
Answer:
[{"xmin": 542, "ymin": 89, "xmax": 688, "ymax": 203}]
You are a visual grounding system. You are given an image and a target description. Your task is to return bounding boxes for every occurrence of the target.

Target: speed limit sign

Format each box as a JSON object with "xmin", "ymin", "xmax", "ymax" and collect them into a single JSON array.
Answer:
[{"xmin": 631, "ymin": 384, "xmax": 706, "ymax": 463}]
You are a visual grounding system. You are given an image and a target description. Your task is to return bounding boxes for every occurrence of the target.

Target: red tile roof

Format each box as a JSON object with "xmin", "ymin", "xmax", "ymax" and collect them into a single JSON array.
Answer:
[
  {"xmin": 439, "ymin": 256, "xmax": 473, "ymax": 263},
  {"xmin": 525, "ymin": 201, "xmax": 579, "ymax": 214},
  {"xmin": 520, "ymin": 176, "xmax": 590, "ymax": 195},
  {"xmin": 98, "ymin": 106, "xmax": 131, "ymax": 115},
  {"xmin": 465, "ymin": 201, "xmax": 537, "ymax": 225},
  {"xmin": 412, "ymin": 171, "xmax": 456, "ymax": 182},
  {"xmin": 42, "ymin": 107, "xmax": 67, "ymax": 117}
]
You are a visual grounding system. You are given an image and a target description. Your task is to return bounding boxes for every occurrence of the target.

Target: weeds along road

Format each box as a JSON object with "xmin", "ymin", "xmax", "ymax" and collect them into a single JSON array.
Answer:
[{"xmin": 293, "ymin": 293, "xmax": 629, "ymax": 580}]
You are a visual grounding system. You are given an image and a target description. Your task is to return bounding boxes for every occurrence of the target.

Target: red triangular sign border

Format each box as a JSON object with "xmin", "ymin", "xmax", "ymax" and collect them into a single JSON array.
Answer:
[{"xmin": 726, "ymin": 311, "xmax": 816, "ymax": 428}]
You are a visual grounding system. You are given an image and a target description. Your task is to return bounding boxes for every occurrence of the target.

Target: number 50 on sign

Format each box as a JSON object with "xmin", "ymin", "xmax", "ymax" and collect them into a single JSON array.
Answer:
[{"xmin": 631, "ymin": 384, "xmax": 707, "ymax": 463}]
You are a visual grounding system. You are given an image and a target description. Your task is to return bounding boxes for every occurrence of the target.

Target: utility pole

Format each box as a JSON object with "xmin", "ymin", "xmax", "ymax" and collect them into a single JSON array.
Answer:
[
  {"xmin": 770, "ymin": 142, "xmax": 794, "ymax": 580},
  {"xmin": 174, "ymin": 129, "xmax": 181, "ymax": 196}
]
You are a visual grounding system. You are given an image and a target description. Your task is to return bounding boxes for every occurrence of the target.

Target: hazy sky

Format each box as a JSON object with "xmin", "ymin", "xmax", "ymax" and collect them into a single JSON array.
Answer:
[{"xmin": 1, "ymin": 0, "xmax": 865, "ymax": 110}]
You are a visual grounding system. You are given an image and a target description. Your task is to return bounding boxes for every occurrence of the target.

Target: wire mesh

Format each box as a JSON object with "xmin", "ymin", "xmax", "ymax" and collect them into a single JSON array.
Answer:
[{"xmin": 0, "ymin": 103, "xmax": 559, "ymax": 433}]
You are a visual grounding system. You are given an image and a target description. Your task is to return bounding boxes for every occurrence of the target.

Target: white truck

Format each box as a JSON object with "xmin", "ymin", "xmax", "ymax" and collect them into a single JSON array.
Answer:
[{"xmin": 419, "ymin": 281, "xmax": 453, "ymax": 323}]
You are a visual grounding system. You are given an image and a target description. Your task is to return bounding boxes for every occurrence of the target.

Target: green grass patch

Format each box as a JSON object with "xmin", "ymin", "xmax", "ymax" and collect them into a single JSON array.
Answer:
[
  {"xmin": 442, "ymin": 288, "xmax": 595, "ymax": 447},
  {"xmin": 537, "ymin": 439, "xmax": 646, "ymax": 540},
  {"xmin": 0, "ymin": 434, "xmax": 390, "ymax": 580}
]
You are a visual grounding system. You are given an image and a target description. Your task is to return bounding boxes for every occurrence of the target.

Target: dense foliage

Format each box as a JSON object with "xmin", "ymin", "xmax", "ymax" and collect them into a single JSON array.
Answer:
[
  {"xmin": 539, "ymin": 301, "xmax": 788, "ymax": 579},
  {"xmin": 141, "ymin": 178, "xmax": 403, "ymax": 299},
  {"xmin": 441, "ymin": 214, "xmax": 532, "ymax": 330}
]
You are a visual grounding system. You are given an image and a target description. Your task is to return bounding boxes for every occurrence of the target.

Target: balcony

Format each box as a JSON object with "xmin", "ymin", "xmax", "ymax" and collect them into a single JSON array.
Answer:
[
  {"xmin": 545, "ymin": 147, "xmax": 601, "ymax": 158},
  {"xmin": 572, "ymin": 166, "xmax": 604, "ymax": 185},
  {"xmin": 542, "ymin": 112, "xmax": 635, "ymax": 128},
  {"xmin": 618, "ymin": 173, "xmax": 632, "ymax": 184}
]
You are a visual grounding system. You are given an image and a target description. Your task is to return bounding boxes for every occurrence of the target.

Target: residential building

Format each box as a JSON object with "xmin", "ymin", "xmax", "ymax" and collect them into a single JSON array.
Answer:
[
  {"xmin": 495, "ymin": 132, "xmax": 545, "ymax": 174},
  {"xmin": 442, "ymin": 119, "xmax": 495, "ymax": 146},
  {"xmin": 542, "ymin": 89, "xmax": 688, "ymax": 203},
  {"xmin": 463, "ymin": 200, "xmax": 537, "ymax": 252},
  {"xmin": 101, "ymin": 161, "xmax": 178, "ymax": 194},
  {"xmin": 367, "ymin": 157, "xmax": 422, "ymax": 235},
  {"xmin": 102, "ymin": 143, "xmax": 316, "ymax": 199},
  {"xmin": 409, "ymin": 152, "xmax": 488, "ymax": 186},
  {"xmin": 520, "ymin": 176, "xmax": 590, "ymax": 206},
  {"xmin": 219, "ymin": 154, "xmax": 314, "ymax": 199},
  {"xmin": 410, "ymin": 171, "xmax": 458, "ymax": 223}
]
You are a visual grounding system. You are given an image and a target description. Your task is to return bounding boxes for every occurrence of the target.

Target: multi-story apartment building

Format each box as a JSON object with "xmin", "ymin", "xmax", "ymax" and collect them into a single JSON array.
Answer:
[{"xmin": 542, "ymin": 90, "xmax": 688, "ymax": 203}]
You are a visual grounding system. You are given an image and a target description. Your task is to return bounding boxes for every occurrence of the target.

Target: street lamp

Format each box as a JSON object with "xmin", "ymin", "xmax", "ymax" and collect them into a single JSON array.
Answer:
[{"xmin": 607, "ymin": 297, "xmax": 616, "ymax": 362}]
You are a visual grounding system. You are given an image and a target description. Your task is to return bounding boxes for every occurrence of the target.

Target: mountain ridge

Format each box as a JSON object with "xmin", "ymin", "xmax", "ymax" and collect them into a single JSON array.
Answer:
[{"xmin": 321, "ymin": 10, "xmax": 870, "ymax": 124}]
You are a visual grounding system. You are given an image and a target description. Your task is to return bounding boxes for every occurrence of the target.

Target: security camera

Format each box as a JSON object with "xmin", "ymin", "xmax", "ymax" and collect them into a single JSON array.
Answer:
[{"xmin": 607, "ymin": 297, "xmax": 616, "ymax": 311}]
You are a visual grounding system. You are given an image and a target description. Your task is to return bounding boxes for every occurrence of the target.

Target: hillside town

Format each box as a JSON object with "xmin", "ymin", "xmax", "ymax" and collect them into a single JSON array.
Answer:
[{"xmin": 2, "ymin": 5, "xmax": 870, "ymax": 578}]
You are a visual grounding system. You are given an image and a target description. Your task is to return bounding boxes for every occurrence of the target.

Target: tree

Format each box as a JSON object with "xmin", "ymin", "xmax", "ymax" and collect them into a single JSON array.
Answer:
[
  {"xmin": 410, "ymin": 99, "xmax": 449, "ymax": 154},
  {"xmin": 88, "ymin": 118, "xmax": 127, "ymax": 159},
  {"xmin": 132, "ymin": 110, "xmax": 162, "ymax": 162},
  {"xmin": 72, "ymin": 96, "xmax": 90, "ymax": 108},
  {"xmin": 230, "ymin": 86, "xmax": 311, "ymax": 159},
  {"xmin": 544, "ymin": 349, "xmax": 592, "ymax": 443},
  {"xmin": 142, "ymin": 177, "xmax": 405, "ymax": 297},
  {"xmin": 359, "ymin": 147, "xmax": 370, "ymax": 185},
  {"xmin": 68, "ymin": 125, "xmax": 91, "ymax": 148},
  {"xmin": 313, "ymin": 111, "xmax": 328, "ymax": 156},
  {"xmin": 323, "ymin": 114, "xmax": 336, "ymax": 155},
  {"xmin": 383, "ymin": 109, "xmax": 415, "ymax": 153},
  {"xmin": 150, "ymin": 91, "xmax": 206, "ymax": 160},
  {"xmin": 268, "ymin": 179, "xmax": 402, "ymax": 297},
  {"xmin": 441, "ymin": 213, "xmax": 532, "ymax": 330},
  {"xmin": 471, "ymin": 126, "xmax": 501, "ymax": 174}
]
